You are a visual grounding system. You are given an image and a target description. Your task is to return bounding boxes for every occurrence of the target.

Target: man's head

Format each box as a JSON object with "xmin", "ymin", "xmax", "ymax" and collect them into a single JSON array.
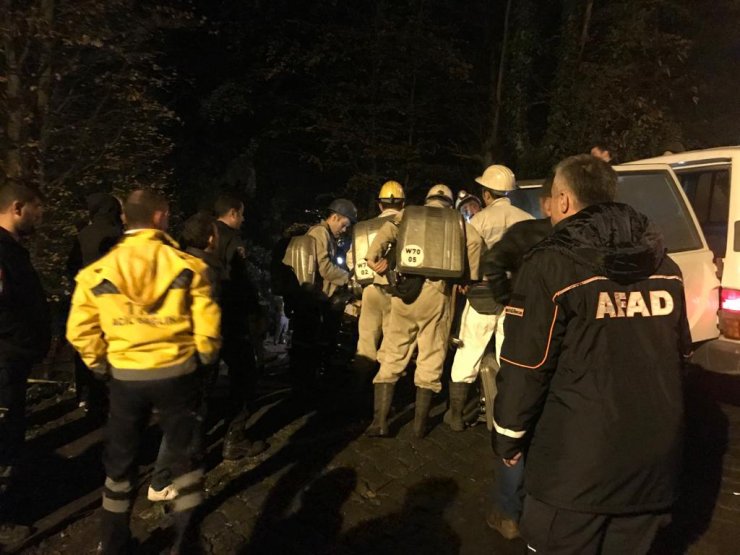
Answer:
[
  {"xmin": 455, "ymin": 190, "xmax": 482, "ymax": 221},
  {"xmin": 181, "ymin": 211, "xmax": 218, "ymax": 252},
  {"xmin": 377, "ymin": 180, "xmax": 405, "ymax": 213},
  {"xmin": 539, "ymin": 175, "xmax": 554, "ymax": 219},
  {"xmin": 550, "ymin": 154, "xmax": 617, "ymax": 225},
  {"xmin": 123, "ymin": 189, "xmax": 169, "ymax": 231},
  {"xmin": 475, "ymin": 164, "xmax": 516, "ymax": 206},
  {"xmin": 326, "ymin": 198, "xmax": 357, "ymax": 238},
  {"xmin": 214, "ymin": 193, "xmax": 245, "ymax": 230},
  {"xmin": 0, "ymin": 180, "xmax": 45, "ymax": 238},
  {"xmin": 590, "ymin": 144, "xmax": 613, "ymax": 163}
]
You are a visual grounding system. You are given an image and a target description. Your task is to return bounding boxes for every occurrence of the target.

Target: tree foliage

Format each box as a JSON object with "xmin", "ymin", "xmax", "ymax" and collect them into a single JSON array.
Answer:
[{"xmin": 1, "ymin": 0, "xmax": 194, "ymax": 290}]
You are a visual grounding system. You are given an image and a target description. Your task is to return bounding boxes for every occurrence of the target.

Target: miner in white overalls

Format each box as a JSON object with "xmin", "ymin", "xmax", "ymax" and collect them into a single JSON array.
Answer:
[{"xmin": 445, "ymin": 165, "xmax": 532, "ymax": 431}]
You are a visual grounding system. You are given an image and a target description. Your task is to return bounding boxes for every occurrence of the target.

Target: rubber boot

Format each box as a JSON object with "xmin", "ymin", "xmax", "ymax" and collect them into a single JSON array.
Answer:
[
  {"xmin": 443, "ymin": 382, "xmax": 470, "ymax": 432},
  {"xmin": 365, "ymin": 383, "xmax": 395, "ymax": 437},
  {"xmin": 413, "ymin": 387, "xmax": 434, "ymax": 438}
]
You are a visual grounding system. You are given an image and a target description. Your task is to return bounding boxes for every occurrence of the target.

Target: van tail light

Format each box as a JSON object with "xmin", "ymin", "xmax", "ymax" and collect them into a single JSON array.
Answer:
[{"xmin": 720, "ymin": 288, "xmax": 740, "ymax": 339}]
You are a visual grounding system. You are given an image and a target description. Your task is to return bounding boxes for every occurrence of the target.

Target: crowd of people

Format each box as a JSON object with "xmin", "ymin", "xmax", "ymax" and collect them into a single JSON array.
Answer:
[{"xmin": 0, "ymin": 149, "xmax": 690, "ymax": 555}]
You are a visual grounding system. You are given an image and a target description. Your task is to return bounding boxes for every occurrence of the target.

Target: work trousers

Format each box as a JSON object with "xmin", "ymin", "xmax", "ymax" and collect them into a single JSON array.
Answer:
[
  {"xmin": 520, "ymin": 495, "xmax": 671, "ymax": 555},
  {"xmin": 0, "ymin": 361, "xmax": 30, "ymax": 518},
  {"xmin": 375, "ymin": 281, "xmax": 452, "ymax": 393},
  {"xmin": 355, "ymin": 284, "xmax": 393, "ymax": 370},
  {"xmin": 101, "ymin": 373, "xmax": 203, "ymax": 554},
  {"xmin": 450, "ymin": 301, "xmax": 500, "ymax": 383}
]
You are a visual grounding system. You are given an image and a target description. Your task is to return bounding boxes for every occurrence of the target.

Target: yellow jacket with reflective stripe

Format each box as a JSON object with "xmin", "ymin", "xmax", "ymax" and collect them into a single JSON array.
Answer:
[{"xmin": 66, "ymin": 229, "xmax": 221, "ymax": 381}]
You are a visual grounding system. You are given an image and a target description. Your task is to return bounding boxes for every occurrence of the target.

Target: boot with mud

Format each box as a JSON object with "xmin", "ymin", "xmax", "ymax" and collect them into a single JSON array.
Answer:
[
  {"xmin": 413, "ymin": 387, "xmax": 435, "ymax": 438},
  {"xmin": 443, "ymin": 381, "xmax": 470, "ymax": 432},
  {"xmin": 365, "ymin": 383, "xmax": 395, "ymax": 437}
]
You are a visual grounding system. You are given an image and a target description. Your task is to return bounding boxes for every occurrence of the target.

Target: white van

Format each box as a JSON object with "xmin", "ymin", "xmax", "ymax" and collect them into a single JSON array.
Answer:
[
  {"xmin": 627, "ymin": 148, "xmax": 740, "ymax": 375},
  {"xmin": 511, "ymin": 157, "xmax": 728, "ymax": 373}
]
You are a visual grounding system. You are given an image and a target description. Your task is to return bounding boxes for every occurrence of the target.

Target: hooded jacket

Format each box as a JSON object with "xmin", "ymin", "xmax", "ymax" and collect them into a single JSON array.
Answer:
[
  {"xmin": 66, "ymin": 193, "xmax": 123, "ymax": 277},
  {"xmin": 492, "ymin": 203, "xmax": 691, "ymax": 514},
  {"xmin": 66, "ymin": 229, "xmax": 221, "ymax": 381},
  {"xmin": 0, "ymin": 227, "xmax": 51, "ymax": 363}
]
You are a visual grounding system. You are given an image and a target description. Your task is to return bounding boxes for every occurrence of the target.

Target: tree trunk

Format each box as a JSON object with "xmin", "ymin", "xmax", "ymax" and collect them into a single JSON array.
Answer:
[
  {"xmin": 37, "ymin": 0, "xmax": 56, "ymax": 191},
  {"xmin": 578, "ymin": 0, "xmax": 594, "ymax": 64},
  {"xmin": 481, "ymin": 0, "xmax": 513, "ymax": 167},
  {"xmin": 403, "ymin": 0, "xmax": 424, "ymax": 184},
  {"xmin": 2, "ymin": 5, "xmax": 24, "ymax": 179}
]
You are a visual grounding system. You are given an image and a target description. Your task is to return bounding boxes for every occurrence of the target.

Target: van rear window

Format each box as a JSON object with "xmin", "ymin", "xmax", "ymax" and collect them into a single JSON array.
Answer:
[{"xmin": 616, "ymin": 172, "xmax": 704, "ymax": 253}]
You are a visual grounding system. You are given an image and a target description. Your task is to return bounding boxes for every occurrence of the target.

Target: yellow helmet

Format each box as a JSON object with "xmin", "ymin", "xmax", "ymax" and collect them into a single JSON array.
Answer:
[{"xmin": 378, "ymin": 180, "xmax": 405, "ymax": 202}]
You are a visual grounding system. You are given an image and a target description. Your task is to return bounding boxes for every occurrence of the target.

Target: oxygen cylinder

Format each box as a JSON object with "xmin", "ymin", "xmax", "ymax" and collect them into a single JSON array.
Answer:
[{"xmin": 395, "ymin": 205, "xmax": 465, "ymax": 278}]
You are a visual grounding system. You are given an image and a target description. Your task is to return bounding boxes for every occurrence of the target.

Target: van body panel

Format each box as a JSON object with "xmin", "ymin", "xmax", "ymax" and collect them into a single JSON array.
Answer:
[{"xmin": 627, "ymin": 149, "xmax": 740, "ymax": 373}]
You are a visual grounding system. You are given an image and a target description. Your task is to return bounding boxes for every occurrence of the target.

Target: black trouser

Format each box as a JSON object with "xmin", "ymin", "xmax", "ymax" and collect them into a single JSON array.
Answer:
[
  {"xmin": 73, "ymin": 353, "xmax": 107, "ymax": 413},
  {"xmin": 520, "ymin": 495, "xmax": 671, "ymax": 555},
  {"xmin": 101, "ymin": 373, "xmax": 203, "ymax": 554},
  {"xmin": 0, "ymin": 361, "xmax": 30, "ymax": 520},
  {"xmin": 289, "ymin": 297, "xmax": 342, "ymax": 388},
  {"xmin": 221, "ymin": 331, "xmax": 258, "ymax": 407}
]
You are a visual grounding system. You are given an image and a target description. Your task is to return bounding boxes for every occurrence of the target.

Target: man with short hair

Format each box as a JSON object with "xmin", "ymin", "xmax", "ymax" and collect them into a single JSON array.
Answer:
[
  {"xmin": 66, "ymin": 192, "xmax": 123, "ymax": 416},
  {"xmin": 213, "ymin": 192, "xmax": 266, "ymax": 460},
  {"xmin": 289, "ymin": 198, "xmax": 357, "ymax": 390},
  {"xmin": 480, "ymin": 176, "xmax": 554, "ymax": 540},
  {"xmin": 67, "ymin": 189, "xmax": 220, "ymax": 553},
  {"xmin": 0, "ymin": 181, "xmax": 50, "ymax": 547},
  {"xmin": 493, "ymin": 155, "xmax": 691, "ymax": 554},
  {"xmin": 148, "ymin": 210, "xmax": 223, "ymax": 503}
]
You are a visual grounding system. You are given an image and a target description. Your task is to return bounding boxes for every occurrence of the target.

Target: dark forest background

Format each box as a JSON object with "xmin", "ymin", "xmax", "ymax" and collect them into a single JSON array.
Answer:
[{"xmin": 2, "ymin": 0, "xmax": 739, "ymax": 292}]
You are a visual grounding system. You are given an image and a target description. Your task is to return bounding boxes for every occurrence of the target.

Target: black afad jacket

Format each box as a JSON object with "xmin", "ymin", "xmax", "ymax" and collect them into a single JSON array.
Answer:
[{"xmin": 492, "ymin": 203, "xmax": 692, "ymax": 514}]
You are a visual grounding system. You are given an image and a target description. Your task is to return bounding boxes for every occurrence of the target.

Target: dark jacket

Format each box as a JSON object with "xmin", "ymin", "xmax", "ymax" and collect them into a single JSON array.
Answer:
[
  {"xmin": 186, "ymin": 246, "xmax": 223, "ymax": 305},
  {"xmin": 492, "ymin": 203, "xmax": 691, "ymax": 514},
  {"xmin": 67, "ymin": 193, "xmax": 123, "ymax": 277},
  {"xmin": 481, "ymin": 218, "xmax": 552, "ymax": 306},
  {"xmin": 215, "ymin": 221, "xmax": 259, "ymax": 331},
  {"xmin": 0, "ymin": 227, "xmax": 51, "ymax": 363}
]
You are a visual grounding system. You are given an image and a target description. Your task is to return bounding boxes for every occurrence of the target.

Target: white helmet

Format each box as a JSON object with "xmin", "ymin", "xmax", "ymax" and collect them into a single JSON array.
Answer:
[
  {"xmin": 425, "ymin": 184, "xmax": 454, "ymax": 206},
  {"xmin": 475, "ymin": 164, "xmax": 516, "ymax": 193}
]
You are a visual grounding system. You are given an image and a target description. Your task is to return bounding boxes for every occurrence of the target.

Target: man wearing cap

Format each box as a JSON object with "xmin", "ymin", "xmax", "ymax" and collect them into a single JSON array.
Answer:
[
  {"xmin": 364, "ymin": 184, "xmax": 483, "ymax": 438},
  {"xmin": 354, "ymin": 181, "xmax": 405, "ymax": 376},
  {"xmin": 290, "ymin": 198, "xmax": 357, "ymax": 390},
  {"xmin": 446, "ymin": 165, "xmax": 532, "ymax": 432}
]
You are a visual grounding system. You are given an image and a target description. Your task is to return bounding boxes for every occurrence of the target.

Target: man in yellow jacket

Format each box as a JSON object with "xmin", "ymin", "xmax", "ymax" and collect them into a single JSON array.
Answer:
[{"xmin": 67, "ymin": 189, "xmax": 220, "ymax": 554}]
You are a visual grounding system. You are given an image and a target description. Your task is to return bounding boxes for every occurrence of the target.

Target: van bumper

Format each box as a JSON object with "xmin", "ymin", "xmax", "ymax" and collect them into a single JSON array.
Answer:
[{"xmin": 692, "ymin": 338, "xmax": 740, "ymax": 375}]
